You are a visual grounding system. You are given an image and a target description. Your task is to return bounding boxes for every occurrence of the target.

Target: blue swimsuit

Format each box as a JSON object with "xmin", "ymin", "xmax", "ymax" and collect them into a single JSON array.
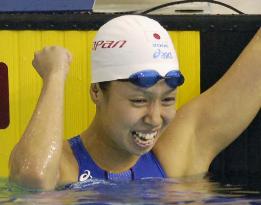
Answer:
[{"xmin": 68, "ymin": 136, "xmax": 166, "ymax": 182}]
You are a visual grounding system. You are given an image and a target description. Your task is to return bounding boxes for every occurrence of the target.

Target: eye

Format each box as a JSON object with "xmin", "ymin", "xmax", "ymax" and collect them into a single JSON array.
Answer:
[
  {"xmin": 162, "ymin": 97, "xmax": 176, "ymax": 106},
  {"xmin": 130, "ymin": 98, "xmax": 148, "ymax": 106}
]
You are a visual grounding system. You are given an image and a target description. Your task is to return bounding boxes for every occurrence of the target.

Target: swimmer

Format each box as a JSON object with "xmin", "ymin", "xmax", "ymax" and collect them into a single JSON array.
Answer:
[{"xmin": 9, "ymin": 15, "xmax": 261, "ymax": 190}]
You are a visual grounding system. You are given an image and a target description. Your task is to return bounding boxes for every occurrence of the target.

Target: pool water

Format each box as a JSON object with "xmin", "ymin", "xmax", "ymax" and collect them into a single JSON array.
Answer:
[{"xmin": 1, "ymin": 177, "xmax": 261, "ymax": 205}]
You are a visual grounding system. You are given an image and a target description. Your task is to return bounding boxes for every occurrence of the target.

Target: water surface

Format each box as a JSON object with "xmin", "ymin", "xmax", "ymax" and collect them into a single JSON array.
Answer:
[{"xmin": 1, "ymin": 177, "xmax": 261, "ymax": 204}]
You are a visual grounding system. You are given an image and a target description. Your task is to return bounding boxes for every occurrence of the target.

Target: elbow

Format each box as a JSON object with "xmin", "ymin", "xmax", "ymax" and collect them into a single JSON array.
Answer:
[
  {"xmin": 9, "ymin": 165, "xmax": 58, "ymax": 191},
  {"xmin": 9, "ymin": 148, "xmax": 59, "ymax": 190}
]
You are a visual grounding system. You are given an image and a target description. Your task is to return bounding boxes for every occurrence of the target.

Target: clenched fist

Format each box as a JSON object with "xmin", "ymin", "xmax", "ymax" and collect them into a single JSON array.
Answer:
[{"xmin": 32, "ymin": 46, "xmax": 72, "ymax": 80}]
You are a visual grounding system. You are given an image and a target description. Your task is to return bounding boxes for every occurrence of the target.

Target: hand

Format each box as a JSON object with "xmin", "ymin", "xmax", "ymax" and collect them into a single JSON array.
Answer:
[{"xmin": 32, "ymin": 46, "xmax": 72, "ymax": 80}]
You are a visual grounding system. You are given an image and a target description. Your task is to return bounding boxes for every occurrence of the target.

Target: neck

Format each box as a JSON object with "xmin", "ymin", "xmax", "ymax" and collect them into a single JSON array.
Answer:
[{"xmin": 80, "ymin": 117, "xmax": 139, "ymax": 173}]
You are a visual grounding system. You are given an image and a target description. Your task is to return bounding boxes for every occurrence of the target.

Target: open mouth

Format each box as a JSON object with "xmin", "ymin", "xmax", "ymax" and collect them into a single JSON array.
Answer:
[{"xmin": 131, "ymin": 130, "xmax": 158, "ymax": 148}]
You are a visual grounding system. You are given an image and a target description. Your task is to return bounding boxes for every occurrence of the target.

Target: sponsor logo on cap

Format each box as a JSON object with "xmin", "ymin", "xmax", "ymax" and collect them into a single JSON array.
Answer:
[
  {"xmin": 93, "ymin": 40, "xmax": 127, "ymax": 50},
  {"xmin": 153, "ymin": 33, "xmax": 161, "ymax": 40},
  {"xmin": 152, "ymin": 43, "xmax": 168, "ymax": 48},
  {"xmin": 153, "ymin": 49, "xmax": 173, "ymax": 59}
]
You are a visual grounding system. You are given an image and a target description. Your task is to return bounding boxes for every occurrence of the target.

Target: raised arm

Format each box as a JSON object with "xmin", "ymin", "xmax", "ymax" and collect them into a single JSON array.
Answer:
[
  {"xmin": 9, "ymin": 46, "xmax": 72, "ymax": 190},
  {"xmin": 194, "ymin": 28, "xmax": 261, "ymax": 156},
  {"xmin": 155, "ymin": 28, "xmax": 261, "ymax": 177}
]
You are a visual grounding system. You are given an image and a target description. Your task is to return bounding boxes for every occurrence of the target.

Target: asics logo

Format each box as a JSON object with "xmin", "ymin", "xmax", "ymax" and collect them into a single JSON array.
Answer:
[{"xmin": 79, "ymin": 170, "xmax": 93, "ymax": 182}]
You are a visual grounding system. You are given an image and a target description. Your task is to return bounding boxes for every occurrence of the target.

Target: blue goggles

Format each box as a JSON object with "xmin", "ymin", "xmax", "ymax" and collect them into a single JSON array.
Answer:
[{"xmin": 128, "ymin": 70, "xmax": 184, "ymax": 88}]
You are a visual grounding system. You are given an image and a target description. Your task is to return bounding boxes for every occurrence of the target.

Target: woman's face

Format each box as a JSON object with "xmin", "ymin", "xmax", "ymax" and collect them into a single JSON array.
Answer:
[{"xmin": 96, "ymin": 80, "xmax": 177, "ymax": 156}]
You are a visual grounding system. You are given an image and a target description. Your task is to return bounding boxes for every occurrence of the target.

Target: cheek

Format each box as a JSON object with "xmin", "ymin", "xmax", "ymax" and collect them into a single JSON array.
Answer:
[
  {"xmin": 106, "ymin": 102, "xmax": 143, "ymax": 129},
  {"xmin": 163, "ymin": 107, "xmax": 176, "ymax": 125}
]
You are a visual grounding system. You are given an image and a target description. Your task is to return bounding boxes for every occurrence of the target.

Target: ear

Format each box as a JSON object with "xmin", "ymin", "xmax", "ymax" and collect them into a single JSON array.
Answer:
[{"xmin": 90, "ymin": 83, "xmax": 102, "ymax": 104}]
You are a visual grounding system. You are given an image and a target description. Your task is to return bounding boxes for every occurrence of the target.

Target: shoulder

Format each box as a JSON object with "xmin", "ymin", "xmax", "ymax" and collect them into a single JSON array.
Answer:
[{"xmin": 58, "ymin": 139, "xmax": 79, "ymax": 186}]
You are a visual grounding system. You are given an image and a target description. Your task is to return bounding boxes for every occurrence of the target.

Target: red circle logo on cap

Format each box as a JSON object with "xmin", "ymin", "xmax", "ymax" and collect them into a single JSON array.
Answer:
[{"xmin": 153, "ymin": 33, "xmax": 161, "ymax": 40}]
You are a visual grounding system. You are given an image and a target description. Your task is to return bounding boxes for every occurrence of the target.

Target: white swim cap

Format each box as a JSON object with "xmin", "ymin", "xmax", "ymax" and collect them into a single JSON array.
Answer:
[{"xmin": 91, "ymin": 15, "xmax": 180, "ymax": 83}]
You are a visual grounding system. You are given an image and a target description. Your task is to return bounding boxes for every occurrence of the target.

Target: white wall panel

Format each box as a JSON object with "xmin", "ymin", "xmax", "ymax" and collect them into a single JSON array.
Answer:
[{"xmin": 94, "ymin": 0, "xmax": 261, "ymax": 14}]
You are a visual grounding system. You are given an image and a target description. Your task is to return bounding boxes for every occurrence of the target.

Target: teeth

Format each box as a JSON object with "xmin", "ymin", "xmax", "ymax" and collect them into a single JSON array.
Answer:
[
  {"xmin": 132, "ymin": 131, "xmax": 158, "ymax": 148},
  {"xmin": 135, "ymin": 137, "xmax": 154, "ymax": 147},
  {"xmin": 132, "ymin": 131, "xmax": 157, "ymax": 141}
]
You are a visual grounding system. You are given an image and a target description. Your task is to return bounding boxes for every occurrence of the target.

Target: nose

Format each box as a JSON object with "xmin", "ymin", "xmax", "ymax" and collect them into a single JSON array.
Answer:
[{"xmin": 143, "ymin": 102, "xmax": 163, "ymax": 127}]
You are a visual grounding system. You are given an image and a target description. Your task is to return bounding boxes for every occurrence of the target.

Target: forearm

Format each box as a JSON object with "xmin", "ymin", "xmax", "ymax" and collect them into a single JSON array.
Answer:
[{"xmin": 9, "ymin": 73, "xmax": 65, "ymax": 190}]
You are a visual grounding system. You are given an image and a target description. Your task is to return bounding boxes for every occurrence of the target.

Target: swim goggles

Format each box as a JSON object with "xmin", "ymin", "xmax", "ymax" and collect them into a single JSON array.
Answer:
[{"xmin": 128, "ymin": 70, "xmax": 184, "ymax": 88}]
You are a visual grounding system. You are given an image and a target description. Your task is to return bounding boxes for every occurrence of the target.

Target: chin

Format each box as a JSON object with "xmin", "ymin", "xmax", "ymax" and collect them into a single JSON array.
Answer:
[{"xmin": 131, "ymin": 146, "xmax": 154, "ymax": 156}]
